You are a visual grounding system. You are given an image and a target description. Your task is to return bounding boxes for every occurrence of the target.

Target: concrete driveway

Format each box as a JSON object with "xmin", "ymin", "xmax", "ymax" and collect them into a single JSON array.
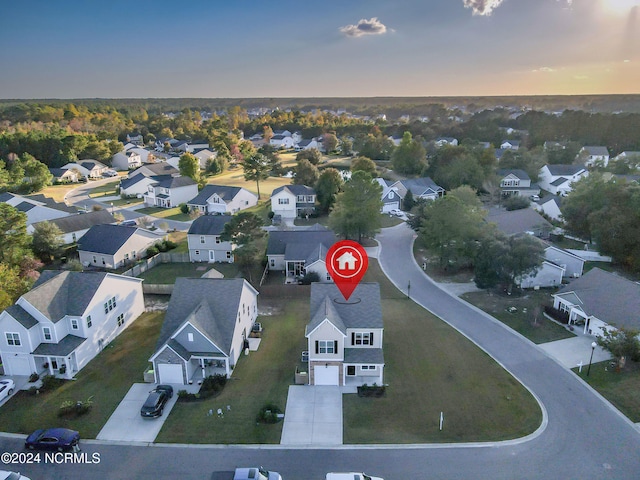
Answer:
[
  {"xmin": 539, "ymin": 336, "xmax": 612, "ymax": 370},
  {"xmin": 97, "ymin": 383, "xmax": 181, "ymax": 442},
  {"xmin": 280, "ymin": 386, "xmax": 343, "ymax": 446}
]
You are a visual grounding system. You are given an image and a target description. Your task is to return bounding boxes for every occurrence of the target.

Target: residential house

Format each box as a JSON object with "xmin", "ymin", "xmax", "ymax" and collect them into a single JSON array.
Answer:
[
  {"xmin": 112, "ymin": 150, "xmax": 142, "ymax": 171},
  {"xmin": 187, "ymin": 215, "xmax": 235, "ymax": 263},
  {"xmin": 125, "ymin": 146, "xmax": 155, "ymax": 164},
  {"xmin": 126, "ymin": 133, "xmax": 144, "ymax": 146},
  {"xmin": 192, "ymin": 149, "xmax": 217, "ymax": 169},
  {"xmin": 435, "ymin": 137, "xmax": 459, "ymax": 147},
  {"xmin": 49, "ymin": 168, "xmax": 78, "ymax": 183},
  {"xmin": 128, "ymin": 162, "xmax": 180, "ymax": 178},
  {"xmin": 543, "ymin": 141, "xmax": 567, "ymax": 150},
  {"xmin": 552, "ymin": 267, "xmax": 640, "ymax": 337},
  {"xmin": 61, "ymin": 160, "xmax": 109, "ymax": 179},
  {"xmin": 270, "ymin": 185, "xmax": 317, "ymax": 219},
  {"xmin": 266, "ymin": 227, "xmax": 336, "ymax": 282},
  {"xmin": 28, "ymin": 210, "xmax": 116, "ymax": 244},
  {"xmin": 295, "ymin": 139, "xmax": 320, "ymax": 151},
  {"xmin": 532, "ymin": 194, "xmax": 563, "ymax": 221},
  {"xmin": 143, "ymin": 175, "xmax": 198, "ymax": 208},
  {"xmin": 383, "ymin": 177, "xmax": 445, "ymax": 204},
  {"xmin": 486, "ymin": 206, "xmax": 553, "ymax": 238},
  {"xmin": 388, "ymin": 135, "xmax": 403, "ymax": 147},
  {"xmin": 0, "ymin": 192, "xmax": 74, "ymax": 226},
  {"xmin": 119, "ymin": 174, "xmax": 158, "ymax": 197},
  {"xmin": 154, "ymin": 137, "xmax": 179, "ymax": 152},
  {"xmin": 497, "ymin": 169, "xmax": 540, "ymax": 197},
  {"xmin": 613, "ymin": 151, "xmax": 640, "ymax": 162},
  {"xmin": 538, "ymin": 164, "xmax": 588, "ymax": 196},
  {"xmin": 149, "ymin": 278, "xmax": 259, "ymax": 384},
  {"xmin": 269, "ymin": 134, "xmax": 296, "ymax": 149},
  {"xmin": 187, "ymin": 185, "xmax": 258, "ymax": 215},
  {"xmin": 374, "ymin": 179, "xmax": 402, "ymax": 213},
  {"xmin": 516, "ymin": 256, "xmax": 564, "ymax": 289},
  {"xmin": 78, "ymin": 224, "xmax": 165, "ymax": 269},
  {"xmin": 578, "ymin": 146, "xmax": 610, "ymax": 167},
  {"xmin": 0, "ymin": 271, "xmax": 144, "ymax": 378},
  {"xmin": 305, "ymin": 282, "xmax": 384, "ymax": 386},
  {"xmin": 500, "ymin": 140, "xmax": 521, "ymax": 150},
  {"xmin": 544, "ymin": 246, "xmax": 584, "ymax": 278}
]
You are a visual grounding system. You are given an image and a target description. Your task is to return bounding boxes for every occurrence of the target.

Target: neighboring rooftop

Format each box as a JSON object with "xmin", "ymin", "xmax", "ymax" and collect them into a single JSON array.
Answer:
[{"xmin": 187, "ymin": 215, "xmax": 233, "ymax": 236}]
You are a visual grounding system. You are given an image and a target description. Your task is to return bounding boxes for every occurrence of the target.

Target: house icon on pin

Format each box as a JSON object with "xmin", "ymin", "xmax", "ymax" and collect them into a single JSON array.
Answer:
[{"xmin": 336, "ymin": 251, "xmax": 358, "ymax": 270}]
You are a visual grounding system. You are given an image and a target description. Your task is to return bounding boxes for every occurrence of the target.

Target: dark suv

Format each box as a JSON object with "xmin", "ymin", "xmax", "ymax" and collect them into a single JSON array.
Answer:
[{"xmin": 140, "ymin": 385, "xmax": 173, "ymax": 418}]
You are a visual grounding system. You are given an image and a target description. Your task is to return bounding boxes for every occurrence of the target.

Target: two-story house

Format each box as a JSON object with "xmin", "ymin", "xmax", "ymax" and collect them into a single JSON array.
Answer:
[
  {"xmin": 497, "ymin": 169, "xmax": 540, "ymax": 197},
  {"xmin": 538, "ymin": 164, "xmax": 588, "ymax": 196},
  {"xmin": 187, "ymin": 215, "xmax": 235, "ymax": 263},
  {"xmin": 112, "ymin": 150, "xmax": 142, "ymax": 171},
  {"xmin": 28, "ymin": 210, "xmax": 117, "ymax": 244},
  {"xmin": 0, "ymin": 271, "xmax": 144, "ymax": 378},
  {"xmin": 187, "ymin": 185, "xmax": 258, "ymax": 215},
  {"xmin": 578, "ymin": 146, "xmax": 610, "ymax": 167},
  {"xmin": 149, "ymin": 278, "xmax": 259, "ymax": 384},
  {"xmin": 305, "ymin": 283, "xmax": 384, "ymax": 386},
  {"xmin": 270, "ymin": 185, "xmax": 317, "ymax": 219},
  {"xmin": 143, "ymin": 175, "xmax": 198, "ymax": 208},
  {"xmin": 61, "ymin": 160, "xmax": 109, "ymax": 179}
]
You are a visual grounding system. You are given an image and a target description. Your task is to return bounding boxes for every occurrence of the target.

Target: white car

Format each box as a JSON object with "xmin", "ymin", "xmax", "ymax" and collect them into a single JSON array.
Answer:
[
  {"xmin": 388, "ymin": 209, "xmax": 404, "ymax": 217},
  {"xmin": 326, "ymin": 473, "xmax": 383, "ymax": 480},
  {"xmin": 0, "ymin": 379, "xmax": 15, "ymax": 402},
  {"xmin": 0, "ymin": 470, "xmax": 31, "ymax": 480},
  {"xmin": 233, "ymin": 468, "xmax": 282, "ymax": 480}
]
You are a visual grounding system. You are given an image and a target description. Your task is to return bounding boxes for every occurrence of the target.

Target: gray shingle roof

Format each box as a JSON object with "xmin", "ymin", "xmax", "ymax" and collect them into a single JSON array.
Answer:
[
  {"xmin": 486, "ymin": 207, "xmax": 552, "ymax": 236},
  {"xmin": 546, "ymin": 164, "xmax": 586, "ymax": 176},
  {"xmin": 32, "ymin": 210, "xmax": 116, "ymax": 234},
  {"xmin": 77, "ymin": 224, "xmax": 138, "ymax": 254},
  {"xmin": 150, "ymin": 175, "xmax": 196, "ymax": 188},
  {"xmin": 22, "ymin": 271, "xmax": 108, "ymax": 322},
  {"xmin": 582, "ymin": 146, "xmax": 609, "ymax": 156},
  {"xmin": 550, "ymin": 177, "xmax": 569, "ymax": 187},
  {"xmin": 344, "ymin": 348, "xmax": 384, "ymax": 364},
  {"xmin": 32, "ymin": 335, "xmax": 86, "ymax": 356},
  {"xmin": 267, "ymin": 229, "xmax": 336, "ymax": 256},
  {"xmin": 187, "ymin": 215, "xmax": 233, "ymax": 236},
  {"xmin": 398, "ymin": 177, "xmax": 444, "ymax": 196},
  {"xmin": 119, "ymin": 173, "xmax": 149, "ymax": 190},
  {"xmin": 154, "ymin": 278, "xmax": 254, "ymax": 356},
  {"xmin": 497, "ymin": 169, "xmax": 530, "ymax": 181},
  {"xmin": 555, "ymin": 268, "xmax": 640, "ymax": 330},
  {"xmin": 4, "ymin": 305, "xmax": 39, "ymax": 329},
  {"xmin": 187, "ymin": 185, "xmax": 244, "ymax": 206},
  {"xmin": 271, "ymin": 185, "xmax": 316, "ymax": 197},
  {"xmin": 131, "ymin": 163, "xmax": 179, "ymax": 177},
  {"xmin": 308, "ymin": 283, "xmax": 383, "ymax": 333}
]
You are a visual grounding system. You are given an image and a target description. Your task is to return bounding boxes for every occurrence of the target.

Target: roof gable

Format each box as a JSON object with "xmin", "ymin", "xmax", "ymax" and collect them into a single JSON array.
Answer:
[
  {"xmin": 308, "ymin": 283, "xmax": 383, "ymax": 330},
  {"xmin": 77, "ymin": 224, "xmax": 138, "ymax": 254},
  {"xmin": 188, "ymin": 215, "xmax": 233, "ymax": 236}
]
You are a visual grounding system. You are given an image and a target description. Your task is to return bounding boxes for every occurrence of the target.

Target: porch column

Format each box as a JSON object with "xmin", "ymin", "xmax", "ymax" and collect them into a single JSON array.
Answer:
[
  {"xmin": 225, "ymin": 359, "xmax": 230, "ymax": 378},
  {"xmin": 200, "ymin": 358, "xmax": 206, "ymax": 378},
  {"xmin": 47, "ymin": 356, "xmax": 53, "ymax": 376}
]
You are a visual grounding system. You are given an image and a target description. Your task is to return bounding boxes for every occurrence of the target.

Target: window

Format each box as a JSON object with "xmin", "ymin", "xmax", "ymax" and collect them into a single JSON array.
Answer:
[
  {"xmin": 93, "ymin": 255, "xmax": 97, "ymax": 264},
  {"xmin": 347, "ymin": 365, "xmax": 356, "ymax": 376},
  {"xmin": 200, "ymin": 235, "xmax": 205, "ymax": 244},
  {"xmin": 104, "ymin": 302, "xmax": 109, "ymax": 314},
  {"xmin": 270, "ymin": 259, "xmax": 275, "ymax": 267},
  {"xmin": 125, "ymin": 253, "xmax": 130, "ymax": 261},
  {"xmin": 86, "ymin": 316, "xmax": 92, "ymax": 328},
  {"xmin": 215, "ymin": 236, "xmax": 221, "ymax": 244},
  {"xmin": 278, "ymin": 198, "xmax": 289, "ymax": 205},
  {"xmin": 362, "ymin": 365, "xmax": 377, "ymax": 371},
  {"xmin": 195, "ymin": 250, "xmax": 200, "ymax": 255},
  {"xmin": 226, "ymin": 251, "xmax": 232, "ymax": 259},
  {"xmin": 43, "ymin": 327, "xmax": 52, "ymax": 341},
  {"xmin": 188, "ymin": 333, "xmax": 194, "ymax": 342},
  {"xmin": 72, "ymin": 233, "xmax": 77, "ymax": 242},
  {"xmin": 353, "ymin": 332, "xmax": 373, "ymax": 346},
  {"xmin": 71, "ymin": 319, "xmax": 79, "ymax": 330},
  {"xmin": 102, "ymin": 257, "xmax": 105, "ymax": 265},
  {"xmin": 326, "ymin": 272, "xmax": 332, "ymax": 281},
  {"xmin": 117, "ymin": 314, "xmax": 125, "ymax": 326},
  {"xmin": 6, "ymin": 333, "xmax": 21, "ymax": 346},
  {"xmin": 306, "ymin": 195, "xmax": 314, "ymax": 202},
  {"xmin": 317, "ymin": 340, "xmax": 335, "ymax": 354}
]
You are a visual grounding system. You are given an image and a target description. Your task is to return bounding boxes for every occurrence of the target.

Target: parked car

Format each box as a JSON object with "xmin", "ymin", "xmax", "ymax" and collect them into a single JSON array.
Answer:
[
  {"xmin": 25, "ymin": 428, "xmax": 80, "ymax": 452},
  {"xmin": 140, "ymin": 385, "xmax": 173, "ymax": 418},
  {"xmin": 119, "ymin": 219, "xmax": 137, "ymax": 227},
  {"xmin": 388, "ymin": 209, "xmax": 403, "ymax": 217},
  {"xmin": 103, "ymin": 170, "xmax": 118, "ymax": 177},
  {"xmin": 233, "ymin": 467, "xmax": 282, "ymax": 480},
  {"xmin": 0, "ymin": 470, "xmax": 31, "ymax": 480},
  {"xmin": 0, "ymin": 379, "xmax": 15, "ymax": 402},
  {"xmin": 326, "ymin": 474, "xmax": 383, "ymax": 480}
]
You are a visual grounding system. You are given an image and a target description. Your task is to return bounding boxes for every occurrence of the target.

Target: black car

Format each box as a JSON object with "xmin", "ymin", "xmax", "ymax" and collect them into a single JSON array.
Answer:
[
  {"xmin": 25, "ymin": 428, "xmax": 80, "ymax": 452},
  {"xmin": 140, "ymin": 385, "xmax": 173, "ymax": 418}
]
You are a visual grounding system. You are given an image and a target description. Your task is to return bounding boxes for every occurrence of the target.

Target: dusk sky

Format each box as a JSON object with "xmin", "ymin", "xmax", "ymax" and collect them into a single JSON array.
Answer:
[{"xmin": 1, "ymin": 0, "xmax": 639, "ymax": 98}]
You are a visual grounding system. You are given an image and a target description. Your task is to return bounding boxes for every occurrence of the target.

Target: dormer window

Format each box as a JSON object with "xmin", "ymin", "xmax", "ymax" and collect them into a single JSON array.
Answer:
[
  {"xmin": 71, "ymin": 319, "xmax": 79, "ymax": 330},
  {"xmin": 43, "ymin": 327, "xmax": 52, "ymax": 341}
]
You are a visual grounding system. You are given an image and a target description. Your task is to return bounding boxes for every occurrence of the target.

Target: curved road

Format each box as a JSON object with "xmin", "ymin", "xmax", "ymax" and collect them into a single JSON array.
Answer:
[{"xmin": 1, "ymin": 224, "xmax": 639, "ymax": 479}]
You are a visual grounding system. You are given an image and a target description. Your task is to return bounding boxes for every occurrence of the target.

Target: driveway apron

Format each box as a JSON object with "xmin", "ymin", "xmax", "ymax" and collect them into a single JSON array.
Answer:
[{"xmin": 280, "ymin": 385, "xmax": 342, "ymax": 445}]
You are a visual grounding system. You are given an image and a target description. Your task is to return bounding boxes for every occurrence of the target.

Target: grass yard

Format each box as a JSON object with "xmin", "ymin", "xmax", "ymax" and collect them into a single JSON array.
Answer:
[
  {"xmin": 88, "ymin": 181, "xmax": 119, "ymax": 198},
  {"xmin": 413, "ymin": 241, "xmax": 476, "ymax": 283},
  {"xmin": 168, "ymin": 231, "xmax": 188, "ymax": 253},
  {"xmin": 39, "ymin": 184, "xmax": 80, "ymax": 203},
  {"xmin": 136, "ymin": 206, "xmax": 191, "ymax": 222},
  {"xmin": 138, "ymin": 262, "xmax": 240, "ymax": 284},
  {"xmin": 206, "ymin": 167, "xmax": 291, "ymax": 199},
  {"xmin": 573, "ymin": 362, "xmax": 640, "ymax": 422},
  {"xmin": 0, "ymin": 312, "xmax": 164, "ymax": 438},
  {"xmin": 110, "ymin": 197, "xmax": 143, "ymax": 207},
  {"xmin": 156, "ymin": 297, "xmax": 308, "ymax": 444},
  {"xmin": 461, "ymin": 290, "xmax": 574, "ymax": 344},
  {"xmin": 343, "ymin": 261, "xmax": 542, "ymax": 443}
]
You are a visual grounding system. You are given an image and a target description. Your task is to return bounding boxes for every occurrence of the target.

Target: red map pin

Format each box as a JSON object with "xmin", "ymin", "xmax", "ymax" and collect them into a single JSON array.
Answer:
[{"xmin": 326, "ymin": 240, "xmax": 369, "ymax": 301}]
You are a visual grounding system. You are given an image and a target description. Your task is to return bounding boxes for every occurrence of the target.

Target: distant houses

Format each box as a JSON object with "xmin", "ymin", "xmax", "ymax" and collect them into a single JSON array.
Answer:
[{"xmin": 187, "ymin": 185, "xmax": 258, "ymax": 215}]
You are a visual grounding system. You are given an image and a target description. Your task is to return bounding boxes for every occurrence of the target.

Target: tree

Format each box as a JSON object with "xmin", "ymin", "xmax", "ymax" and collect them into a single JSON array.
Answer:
[
  {"xmin": 21, "ymin": 153, "xmax": 53, "ymax": 192},
  {"xmin": 340, "ymin": 137, "xmax": 353, "ymax": 156},
  {"xmin": 503, "ymin": 196, "xmax": 530, "ymax": 211},
  {"xmin": 350, "ymin": 156, "xmax": 377, "ymax": 176},
  {"xmin": 178, "ymin": 152, "xmax": 201, "ymax": 183},
  {"xmin": 31, "ymin": 221, "xmax": 64, "ymax": 262},
  {"xmin": 597, "ymin": 327, "xmax": 640, "ymax": 366},
  {"xmin": 242, "ymin": 153, "xmax": 271, "ymax": 199},
  {"xmin": 0, "ymin": 263, "xmax": 22, "ymax": 312},
  {"xmin": 296, "ymin": 148, "xmax": 322, "ymax": 165},
  {"xmin": 329, "ymin": 171, "xmax": 382, "ymax": 242},
  {"xmin": 315, "ymin": 168, "xmax": 343, "ymax": 213},
  {"xmin": 219, "ymin": 212, "xmax": 265, "ymax": 282},
  {"xmin": 403, "ymin": 191, "xmax": 415, "ymax": 211},
  {"xmin": 322, "ymin": 133, "xmax": 338, "ymax": 153},
  {"xmin": 0, "ymin": 203, "xmax": 31, "ymax": 265},
  {"xmin": 390, "ymin": 131, "xmax": 427, "ymax": 175},
  {"xmin": 294, "ymin": 159, "xmax": 320, "ymax": 187},
  {"xmin": 262, "ymin": 125, "xmax": 274, "ymax": 143}
]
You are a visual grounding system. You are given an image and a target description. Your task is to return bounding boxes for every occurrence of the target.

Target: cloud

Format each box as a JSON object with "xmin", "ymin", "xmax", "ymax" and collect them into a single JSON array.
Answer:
[
  {"xmin": 533, "ymin": 66, "xmax": 556, "ymax": 73},
  {"xmin": 462, "ymin": 0, "xmax": 505, "ymax": 16},
  {"xmin": 340, "ymin": 17, "xmax": 388, "ymax": 37}
]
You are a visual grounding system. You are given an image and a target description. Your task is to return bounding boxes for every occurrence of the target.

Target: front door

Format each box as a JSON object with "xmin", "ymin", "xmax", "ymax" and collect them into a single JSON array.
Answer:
[{"xmin": 209, "ymin": 250, "xmax": 215, "ymax": 262}]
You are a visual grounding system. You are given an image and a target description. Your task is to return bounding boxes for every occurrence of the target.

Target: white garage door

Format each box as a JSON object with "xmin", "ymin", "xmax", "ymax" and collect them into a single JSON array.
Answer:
[
  {"xmin": 5, "ymin": 356, "xmax": 31, "ymax": 376},
  {"xmin": 314, "ymin": 365, "xmax": 339, "ymax": 386},
  {"xmin": 157, "ymin": 364, "xmax": 184, "ymax": 384}
]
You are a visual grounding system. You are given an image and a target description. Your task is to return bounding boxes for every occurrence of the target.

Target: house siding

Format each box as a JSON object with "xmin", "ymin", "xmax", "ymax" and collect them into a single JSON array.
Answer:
[
  {"xmin": 173, "ymin": 324, "xmax": 223, "ymax": 354},
  {"xmin": 187, "ymin": 234, "xmax": 234, "ymax": 263},
  {"xmin": 308, "ymin": 321, "xmax": 345, "ymax": 362},
  {"xmin": 271, "ymin": 191, "xmax": 297, "ymax": 219},
  {"xmin": 153, "ymin": 346, "xmax": 188, "ymax": 384}
]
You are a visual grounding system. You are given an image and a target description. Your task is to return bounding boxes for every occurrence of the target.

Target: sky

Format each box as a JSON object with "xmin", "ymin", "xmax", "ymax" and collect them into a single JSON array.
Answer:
[{"xmin": 1, "ymin": 0, "xmax": 639, "ymax": 98}]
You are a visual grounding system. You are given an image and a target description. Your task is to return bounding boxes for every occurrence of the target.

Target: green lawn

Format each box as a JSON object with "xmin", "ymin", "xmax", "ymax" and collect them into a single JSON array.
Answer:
[
  {"xmin": 0, "ymin": 312, "xmax": 165, "ymax": 438},
  {"xmin": 168, "ymin": 231, "xmax": 188, "ymax": 253},
  {"xmin": 206, "ymin": 167, "xmax": 291, "ymax": 199},
  {"xmin": 461, "ymin": 290, "xmax": 574, "ymax": 344},
  {"xmin": 88, "ymin": 181, "xmax": 119, "ymax": 198},
  {"xmin": 138, "ymin": 262, "xmax": 240, "ymax": 284},
  {"xmin": 293, "ymin": 213, "xmax": 402, "ymax": 229},
  {"xmin": 136, "ymin": 206, "xmax": 191, "ymax": 222},
  {"xmin": 39, "ymin": 183, "xmax": 80, "ymax": 203},
  {"xmin": 110, "ymin": 197, "xmax": 143, "ymax": 207},
  {"xmin": 573, "ymin": 362, "xmax": 640, "ymax": 422},
  {"xmin": 156, "ymin": 297, "xmax": 307, "ymax": 444}
]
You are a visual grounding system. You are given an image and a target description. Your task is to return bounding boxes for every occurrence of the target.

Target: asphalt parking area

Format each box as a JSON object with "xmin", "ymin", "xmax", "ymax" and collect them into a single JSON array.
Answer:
[{"xmin": 96, "ymin": 383, "xmax": 179, "ymax": 442}]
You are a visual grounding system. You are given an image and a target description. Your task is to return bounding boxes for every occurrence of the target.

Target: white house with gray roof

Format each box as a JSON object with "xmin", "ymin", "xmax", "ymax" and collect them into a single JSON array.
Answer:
[
  {"xmin": 187, "ymin": 215, "xmax": 235, "ymax": 263},
  {"xmin": 149, "ymin": 278, "xmax": 259, "ymax": 384},
  {"xmin": 497, "ymin": 169, "xmax": 540, "ymax": 198},
  {"xmin": 29, "ymin": 210, "xmax": 116, "ymax": 244},
  {"xmin": 61, "ymin": 160, "xmax": 109, "ymax": 179},
  {"xmin": 381, "ymin": 177, "xmax": 445, "ymax": 205},
  {"xmin": 552, "ymin": 268, "xmax": 640, "ymax": 337},
  {"xmin": 305, "ymin": 283, "xmax": 384, "ymax": 386},
  {"xmin": 0, "ymin": 193, "xmax": 74, "ymax": 226},
  {"xmin": 538, "ymin": 164, "xmax": 589, "ymax": 196},
  {"xmin": 0, "ymin": 271, "xmax": 144, "ymax": 378},
  {"xmin": 532, "ymin": 194, "xmax": 563, "ymax": 221},
  {"xmin": 112, "ymin": 150, "xmax": 142, "ymax": 171},
  {"xmin": 187, "ymin": 185, "xmax": 258, "ymax": 215},
  {"xmin": 578, "ymin": 146, "xmax": 610, "ymax": 167},
  {"xmin": 270, "ymin": 185, "xmax": 317, "ymax": 219},
  {"xmin": 78, "ymin": 224, "xmax": 165, "ymax": 269},
  {"xmin": 128, "ymin": 162, "xmax": 180, "ymax": 178},
  {"xmin": 143, "ymin": 175, "xmax": 198, "ymax": 208}
]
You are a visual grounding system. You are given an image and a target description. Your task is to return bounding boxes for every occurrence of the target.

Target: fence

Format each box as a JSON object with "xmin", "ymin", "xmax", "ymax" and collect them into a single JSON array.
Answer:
[
  {"xmin": 122, "ymin": 251, "xmax": 191, "ymax": 277},
  {"xmin": 143, "ymin": 284, "xmax": 174, "ymax": 295}
]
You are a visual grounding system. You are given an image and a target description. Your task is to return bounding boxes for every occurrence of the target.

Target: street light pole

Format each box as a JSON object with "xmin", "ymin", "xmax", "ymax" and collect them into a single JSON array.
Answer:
[
  {"xmin": 407, "ymin": 280, "xmax": 411, "ymax": 300},
  {"xmin": 587, "ymin": 341, "xmax": 597, "ymax": 376}
]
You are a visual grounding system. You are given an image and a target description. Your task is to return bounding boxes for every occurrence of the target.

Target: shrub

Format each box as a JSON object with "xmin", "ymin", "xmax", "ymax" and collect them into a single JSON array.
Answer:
[
  {"xmin": 177, "ymin": 374, "xmax": 228, "ymax": 402},
  {"xmin": 156, "ymin": 241, "xmax": 168, "ymax": 252},
  {"xmin": 179, "ymin": 203, "xmax": 189, "ymax": 214},
  {"xmin": 40, "ymin": 374, "xmax": 65, "ymax": 393},
  {"xmin": 29, "ymin": 372, "xmax": 39, "ymax": 383},
  {"xmin": 163, "ymin": 239, "xmax": 177, "ymax": 250},
  {"xmin": 300, "ymin": 271, "xmax": 320, "ymax": 285},
  {"xmin": 268, "ymin": 211, "xmax": 275, "ymax": 220},
  {"xmin": 357, "ymin": 384, "xmax": 386, "ymax": 397},
  {"xmin": 58, "ymin": 396, "xmax": 94, "ymax": 417},
  {"xmin": 504, "ymin": 196, "xmax": 530, "ymax": 211},
  {"xmin": 256, "ymin": 403, "xmax": 283, "ymax": 424},
  {"xmin": 146, "ymin": 245, "xmax": 159, "ymax": 257}
]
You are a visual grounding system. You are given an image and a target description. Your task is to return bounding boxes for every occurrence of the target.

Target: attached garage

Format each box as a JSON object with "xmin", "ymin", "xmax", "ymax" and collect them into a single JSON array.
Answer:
[
  {"xmin": 4, "ymin": 355, "xmax": 32, "ymax": 376},
  {"xmin": 314, "ymin": 365, "xmax": 339, "ymax": 386},
  {"xmin": 157, "ymin": 363, "xmax": 184, "ymax": 384}
]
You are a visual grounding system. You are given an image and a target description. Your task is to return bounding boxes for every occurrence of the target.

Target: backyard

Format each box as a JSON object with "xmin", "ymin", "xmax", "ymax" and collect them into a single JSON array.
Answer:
[
  {"xmin": 137, "ymin": 262, "xmax": 240, "ymax": 284},
  {"xmin": 136, "ymin": 206, "xmax": 191, "ymax": 222}
]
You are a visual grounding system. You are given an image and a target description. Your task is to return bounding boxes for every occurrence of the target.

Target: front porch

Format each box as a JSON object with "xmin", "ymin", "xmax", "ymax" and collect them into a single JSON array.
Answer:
[{"xmin": 189, "ymin": 357, "xmax": 230, "ymax": 384}]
